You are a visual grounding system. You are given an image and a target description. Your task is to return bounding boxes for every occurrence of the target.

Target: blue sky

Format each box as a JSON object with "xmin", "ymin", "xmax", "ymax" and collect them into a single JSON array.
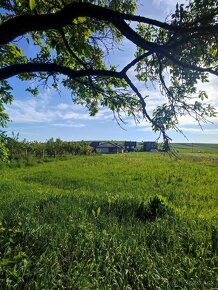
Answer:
[{"xmin": 4, "ymin": 0, "xmax": 218, "ymax": 143}]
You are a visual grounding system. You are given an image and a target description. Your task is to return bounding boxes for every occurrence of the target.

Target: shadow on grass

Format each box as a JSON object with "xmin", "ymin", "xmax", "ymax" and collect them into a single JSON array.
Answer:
[
  {"xmin": 2, "ymin": 191, "xmax": 174, "ymax": 226},
  {"xmin": 22, "ymin": 173, "xmax": 107, "ymax": 192}
]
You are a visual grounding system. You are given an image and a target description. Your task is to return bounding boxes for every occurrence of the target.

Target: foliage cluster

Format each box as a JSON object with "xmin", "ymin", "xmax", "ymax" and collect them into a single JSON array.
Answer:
[
  {"xmin": 0, "ymin": 131, "xmax": 9, "ymax": 161},
  {"xmin": 0, "ymin": 134, "xmax": 93, "ymax": 163}
]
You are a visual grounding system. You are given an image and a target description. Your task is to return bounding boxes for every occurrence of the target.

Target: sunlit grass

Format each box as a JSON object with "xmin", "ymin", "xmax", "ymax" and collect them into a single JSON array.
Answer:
[{"xmin": 0, "ymin": 153, "xmax": 217, "ymax": 289}]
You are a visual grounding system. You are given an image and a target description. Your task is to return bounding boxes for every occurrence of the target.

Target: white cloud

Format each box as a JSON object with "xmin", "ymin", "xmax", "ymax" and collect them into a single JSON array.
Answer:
[
  {"xmin": 138, "ymin": 127, "xmax": 153, "ymax": 132},
  {"xmin": 62, "ymin": 111, "xmax": 91, "ymax": 121},
  {"xmin": 53, "ymin": 123, "xmax": 86, "ymax": 128},
  {"xmin": 6, "ymin": 99, "xmax": 56, "ymax": 123},
  {"xmin": 200, "ymin": 76, "xmax": 218, "ymax": 108},
  {"xmin": 127, "ymin": 118, "xmax": 148, "ymax": 127},
  {"xmin": 56, "ymin": 103, "xmax": 69, "ymax": 110},
  {"xmin": 152, "ymin": 0, "xmax": 186, "ymax": 12},
  {"xmin": 5, "ymin": 88, "xmax": 115, "ymax": 126},
  {"xmin": 179, "ymin": 127, "xmax": 218, "ymax": 134}
]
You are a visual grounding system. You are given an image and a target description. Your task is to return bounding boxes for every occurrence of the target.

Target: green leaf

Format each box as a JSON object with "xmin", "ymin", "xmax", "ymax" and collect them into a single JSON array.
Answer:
[
  {"xmin": 97, "ymin": 207, "xmax": 101, "ymax": 217},
  {"xmin": 210, "ymin": 46, "xmax": 217, "ymax": 58},
  {"xmin": 84, "ymin": 29, "xmax": 92, "ymax": 40},
  {"xmin": 73, "ymin": 17, "xmax": 87, "ymax": 24},
  {"xmin": 29, "ymin": 0, "xmax": 36, "ymax": 10},
  {"xmin": 92, "ymin": 209, "xmax": 95, "ymax": 217}
]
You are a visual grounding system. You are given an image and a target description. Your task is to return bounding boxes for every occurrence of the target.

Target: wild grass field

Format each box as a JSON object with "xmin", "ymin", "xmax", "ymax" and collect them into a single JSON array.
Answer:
[
  {"xmin": 0, "ymin": 152, "xmax": 218, "ymax": 289},
  {"xmin": 172, "ymin": 143, "xmax": 218, "ymax": 154}
]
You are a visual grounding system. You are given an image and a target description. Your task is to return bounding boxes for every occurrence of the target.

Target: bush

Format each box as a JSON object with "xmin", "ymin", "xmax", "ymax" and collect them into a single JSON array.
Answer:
[
  {"xmin": 136, "ymin": 196, "xmax": 172, "ymax": 222},
  {"xmin": 0, "ymin": 142, "xmax": 9, "ymax": 162}
]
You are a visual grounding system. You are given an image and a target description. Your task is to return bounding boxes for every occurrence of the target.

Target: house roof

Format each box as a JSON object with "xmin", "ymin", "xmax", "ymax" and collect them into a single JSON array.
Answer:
[
  {"xmin": 90, "ymin": 141, "xmax": 100, "ymax": 148},
  {"xmin": 124, "ymin": 141, "xmax": 137, "ymax": 146},
  {"xmin": 97, "ymin": 142, "xmax": 123, "ymax": 149}
]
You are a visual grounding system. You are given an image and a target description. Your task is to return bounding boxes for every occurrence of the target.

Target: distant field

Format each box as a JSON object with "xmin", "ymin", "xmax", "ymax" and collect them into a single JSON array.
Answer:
[
  {"xmin": 0, "ymin": 153, "xmax": 217, "ymax": 289},
  {"xmin": 171, "ymin": 143, "xmax": 218, "ymax": 153}
]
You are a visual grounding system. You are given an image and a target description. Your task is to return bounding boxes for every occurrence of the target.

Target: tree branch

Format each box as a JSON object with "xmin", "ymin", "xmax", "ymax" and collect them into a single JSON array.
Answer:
[
  {"xmin": 59, "ymin": 28, "xmax": 87, "ymax": 68},
  {"xmin": 0, "ymin": 3, "xmax": 217, "ymax": 78},
  {"xmin": 0, "ymin": 63, "xmax": 122, "ymax": 80},
  {"xmin": 121, "ymin": 51, "xmax": 152, "ymax": 73},
  {"xmin": 123, "ymin": 74, "xmax": 151, "ymax": 122},
  {"xmin": 163, "ymin": 52, "xmax": 218, "ymax": 76},
  {"xmin": 123, "ymin": 74, "xmax": 172, "ymax": 149},
  {"xmin": 122, "ymin": 12, "xmax": 218, "ymax": 34},
  {"xmin": 1, "ymin": 2, "xmax": 217, "ymax": 45},
  {"xmin": 58, "ymin": 28, "xmax": 99, "ymax": 95}
]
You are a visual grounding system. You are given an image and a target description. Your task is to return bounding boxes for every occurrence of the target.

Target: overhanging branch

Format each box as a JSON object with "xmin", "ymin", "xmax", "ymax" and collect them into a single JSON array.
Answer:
[
  {"xmin": 0, "ymin": 2, "xmax": 217, "ymax": 45},
  {"xmin": 0, "ymin": 3, "xmax": 217, "ymax": 79},
  {"xmin": 163, "ymin": 52, "xmax": 218, "ymax": 76},
  {"xmin": 121, "ymin": 51, "xmax": 152, "ymax": 73},
  {"xmin": 123, "ymin": 73, "xmax": 172, "ymax": 149},
  {"xmin": 0, "ymin": 63, "xmax": 122, "ymax": 80}
]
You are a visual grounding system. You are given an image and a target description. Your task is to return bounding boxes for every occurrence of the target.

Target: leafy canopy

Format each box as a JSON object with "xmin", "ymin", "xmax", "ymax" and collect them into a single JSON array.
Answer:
[{"xmin": 0, "ymin": 0, "xmax": 217, "ymax": 152}]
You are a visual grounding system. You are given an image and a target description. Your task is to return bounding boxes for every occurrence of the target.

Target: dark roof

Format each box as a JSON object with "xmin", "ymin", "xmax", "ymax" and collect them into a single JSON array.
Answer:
[
  {"xmin": 124, "ymin": 141, "xmax": 137, "ymax": 146},
  {"xmin": 90, "ymin": 141, "xmax": 100, "ymax": 148},
  {"xmin": 97, "ymin": 142, "xmax": 123, "ymax": 149}
]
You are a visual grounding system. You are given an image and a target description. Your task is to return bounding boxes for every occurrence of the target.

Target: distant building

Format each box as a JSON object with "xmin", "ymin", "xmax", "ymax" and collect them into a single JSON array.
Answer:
[
  {"xmin": 97, "ymin": 142, "xmax": 124, "ymax": 154},
  {"xmin": 90, "ymin": 141, "xmax": 100, "ymax": 149},
  {"xmin": 143, "ymin": 141, "xmax": 158, "ymax": 152},
  {"xmin": 124, "ymin": 141, "xmax": 137, "ymax": 152}
]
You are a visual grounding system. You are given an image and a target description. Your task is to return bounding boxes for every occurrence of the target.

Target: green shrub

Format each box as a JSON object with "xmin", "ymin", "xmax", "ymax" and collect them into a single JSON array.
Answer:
[{"xmin": 136, "ymin": 196, "xmax": 172, "ymax": 221}]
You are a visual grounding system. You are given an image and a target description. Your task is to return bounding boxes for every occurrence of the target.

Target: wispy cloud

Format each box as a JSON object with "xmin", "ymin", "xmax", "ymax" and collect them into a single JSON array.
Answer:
[
  {"xmin": 53, "ymin": 123, "xmax": 86, "ymax": 128},
  {"xmin": 179, "ymin": 127, "xmax": 218, "ymax": 134},
  {"xmin": 200, "ymin": 76, "xmax": 218, "ymax": 108},
  {"xmin": 6, "ymin": 99, "xmax": 56, "ymax": 123},
  {"xmin": 152, "ymin": 0, "xmax": 186, "ymax": 13},
  {"xmin": 6, "ymin": 88, "xmax": 115, "ymax": 126}
]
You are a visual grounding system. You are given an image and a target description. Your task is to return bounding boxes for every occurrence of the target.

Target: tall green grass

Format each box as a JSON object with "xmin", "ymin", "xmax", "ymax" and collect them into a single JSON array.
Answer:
[{"xmin": 0, "ymin": 153, "xmax": 217, "ymax": 289}]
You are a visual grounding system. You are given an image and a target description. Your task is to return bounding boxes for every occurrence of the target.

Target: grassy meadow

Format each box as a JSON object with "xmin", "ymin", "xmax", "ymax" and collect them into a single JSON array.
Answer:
[
  {"xmin": 171, "ymin": 143, "xmax": 218, "ymax": 154},
  {"xmin": 0, "ymin": 152, "xmax": 218, "ymax": 289}
]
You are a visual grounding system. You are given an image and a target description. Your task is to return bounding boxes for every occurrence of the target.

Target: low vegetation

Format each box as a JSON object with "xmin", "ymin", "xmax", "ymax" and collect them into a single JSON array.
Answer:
[
  {"xmin": 1, "ymin": 134, "xmax": 93, "ymax": 163},
  {"xmin": 172, "ymin": 143, "xmax": 218, "ymax": 154},
  {"xmin": 0, "ymin": 152, "xmax": 217, "ymax": 289}
]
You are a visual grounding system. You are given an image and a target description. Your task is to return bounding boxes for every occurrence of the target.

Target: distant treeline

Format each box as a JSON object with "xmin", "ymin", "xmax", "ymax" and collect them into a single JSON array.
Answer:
[{"xmin": 3, "ymin": 134, "xmax": 93, "ymax": 161}]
